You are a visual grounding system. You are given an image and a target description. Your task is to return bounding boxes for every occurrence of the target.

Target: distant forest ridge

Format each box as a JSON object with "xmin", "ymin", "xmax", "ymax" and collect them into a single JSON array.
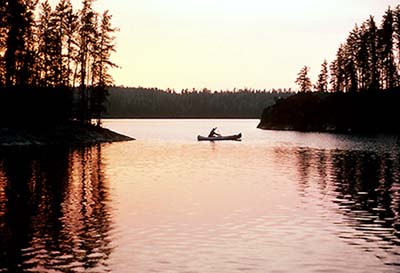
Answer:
[{"xmin": 105, "ymin": 87, "xmax": 293, "ymax": 118}]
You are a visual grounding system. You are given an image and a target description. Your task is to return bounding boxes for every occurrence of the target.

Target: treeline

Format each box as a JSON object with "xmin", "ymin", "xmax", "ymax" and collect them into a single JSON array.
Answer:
[
  {"xmin": 258, "ymin": 88, "xmax": 400, "ymax": 133},
  {"xmin": 274, "ymin": 5, "xmax": 400, "ymax": 133},
  {"xmin": 105, "ymin": 87, "xmax": 292, "ymax": 118},
  {"xmin": 297, "ymin": 6, "xmax": 400, "ymax": 93},
  {"xmin": 0, "ymin": 0, "xmax": 116, "ymax": 126}
]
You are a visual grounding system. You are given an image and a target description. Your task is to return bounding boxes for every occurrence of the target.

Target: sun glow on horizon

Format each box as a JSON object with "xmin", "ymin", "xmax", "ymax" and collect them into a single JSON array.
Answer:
[{"xmin": 49, "ymin": 0, "xmax": 399, "ymax": 91}]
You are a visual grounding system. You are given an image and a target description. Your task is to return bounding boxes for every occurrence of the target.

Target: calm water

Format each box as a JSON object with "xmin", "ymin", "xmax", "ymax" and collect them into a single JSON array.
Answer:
[{"xmin": 1, "ymin": 119, "xmax": 400, "ymax": 272}]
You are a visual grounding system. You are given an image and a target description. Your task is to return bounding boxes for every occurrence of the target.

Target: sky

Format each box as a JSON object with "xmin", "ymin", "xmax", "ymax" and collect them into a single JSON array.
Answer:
[{"xmin": 50, "ymin": 0, "xmax": 400, "ymax": 91}]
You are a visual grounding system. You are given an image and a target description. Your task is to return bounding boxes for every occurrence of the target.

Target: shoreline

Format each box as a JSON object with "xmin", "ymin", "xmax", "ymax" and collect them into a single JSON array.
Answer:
[
  {"xmin": 257, "ymin": 90, "xmax": 400, "ymax": 134},
  {"xmin": 102, "ymin": 116, "xmax": 259, "ymax": 119},
  {"xmin": 0, "ymin": 122, "xmax": 134, "ymax": 147}
]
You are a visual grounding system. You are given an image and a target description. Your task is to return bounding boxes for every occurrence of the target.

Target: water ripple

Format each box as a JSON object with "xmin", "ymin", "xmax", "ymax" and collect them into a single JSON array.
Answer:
[{"xmin": 1, "ymin": 120, "xmax": 400, "ymax": 272}]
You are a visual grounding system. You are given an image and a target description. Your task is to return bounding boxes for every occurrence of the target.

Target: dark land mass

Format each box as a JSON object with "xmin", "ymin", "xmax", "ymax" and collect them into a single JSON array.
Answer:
[
  {"xmin": 0, "ymin": 122, "xmax": 134, "ymax": 147},
  {"xmin": 0, "ymin": 88, "xmax": 134, "ymax": 147},
  {"xmin": 257, "ymin": 88, "xmax": 400, "ymax": 133},
  {"xmin": 0, "ymin": 0, "xmax": 134, "ymax": 147},
  {"xmin": 105, "ymin": 87, "xmax": 292, "ymax": 118}
]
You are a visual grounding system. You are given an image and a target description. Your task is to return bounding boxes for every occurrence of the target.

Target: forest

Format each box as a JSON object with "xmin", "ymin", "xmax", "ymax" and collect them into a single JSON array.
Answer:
[
  {"xmin": 3, "ymin": 1, "xmax": 400, "ymax": 127},
  {"xmin": 105, "ymin": 87, "xmax": 292, "ymax": 118},
  {"xmin": 261, "ymin": 5, "xmax": 400, "ymax": 133},
  {"xmin": 297, "ymin": 5, "xmax": 400, "ymax": 93},
  {"xmin": 0, "ymin": 0, "xmax": 116, "ymax": 127}
]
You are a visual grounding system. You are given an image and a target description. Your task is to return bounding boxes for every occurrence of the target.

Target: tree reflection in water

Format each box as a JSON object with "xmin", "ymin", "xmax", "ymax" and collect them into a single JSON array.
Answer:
[
  {"xmin": 329, "ymin": 150, "xmax": 400, "ymax": 243},
  {"xmin": 291, "ymin": 146, "xmax": 400, "ymax": 259},
  {"xmin": 0, "ymin": 145, "xmax": 112, "ymax": 272}
]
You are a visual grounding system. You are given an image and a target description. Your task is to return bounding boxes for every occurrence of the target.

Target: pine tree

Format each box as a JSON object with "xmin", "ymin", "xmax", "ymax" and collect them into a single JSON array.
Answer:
[
  {"xmin": 60, "ymin": 3, "xmax": 79, "ymax": 88},
  {"xmin": 4, "ymin": 0, "xmax": 29, "ymax": 86},
  {"xmin": 0, "ymin": 0, "xmax": 118, "ymax": 126},
  {"xmin": 52, "ymin": 0, "xmax": 73, "ymax": 86},
  {"xmin": 90, "ymin": 10, "xmax": 118, "ymax": 125},
  {"xmin": 331, "ymin": 45, "xmax": 346, "ymax": 92},
  {"xmin": 394, "ymin": 6, "xmax": 400, "ymax": 77},
  {"xmin": 0, "ymin": 0, "xmax": 6, "ymax": 87},
  {"xmin": 329, "ymin": 60, "xmax": 338, "ymax": 92},
  {"xmin": 0, "ymin": 0, "xmax": 6, "ymax": 44},
  {"xmin": 366, "ymin": 16, "xmax": 380, "ymax": 91},
  {"xmin": 37, "ymin": 0, "xmax": 54, "ymax": 86},
  {"xmin": 20, "ymin": 0, "xmax": 38, "ymax": 86},
  {"xmin": 62, "ymin": 0, "xmax": 78, "ymax": 87},
  {"xmin": 295, "ymin": 66, "xmax": 312, "ymax": 92},
  {"xmin": 77, "ymin": 0, "xmax": 98, "ymax": 123},
  {"xmin": 357, "ymin": 22, "xmax": 371, "ymax": 91},
  {"xmin": 315, "ymin": 59, "xmax": 329, "ymax": 92},
  {"xmin": 380, "ymin": 7, "xmax": 397, "ymax": 89},
  {"xmin": 338, "ymin": 45, "xmax": 347, "ymax": 91},
  {"xmin": 343, "ymin": 25, "xmax": 359, "ymax": 92}
]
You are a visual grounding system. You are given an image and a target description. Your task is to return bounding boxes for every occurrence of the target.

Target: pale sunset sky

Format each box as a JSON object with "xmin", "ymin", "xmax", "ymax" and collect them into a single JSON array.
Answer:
[{"xmin": 50, "ymin": 0, "xmax": 399, "ymax": 91}]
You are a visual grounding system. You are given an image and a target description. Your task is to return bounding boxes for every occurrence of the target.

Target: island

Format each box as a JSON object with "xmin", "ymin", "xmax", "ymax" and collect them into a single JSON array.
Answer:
[
  {"xmin": 257, "ymin": 88, "xmax": 400, "ymax": 133},
  {"xmin": 259, "ymin": 7, "xmax": 400, "ymax": 134}
]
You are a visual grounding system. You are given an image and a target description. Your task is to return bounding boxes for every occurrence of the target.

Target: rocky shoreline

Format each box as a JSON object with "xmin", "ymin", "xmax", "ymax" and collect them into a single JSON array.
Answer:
[{"xmin": 0, "ymin": 122, "xmax": 134, "ymax": 147}]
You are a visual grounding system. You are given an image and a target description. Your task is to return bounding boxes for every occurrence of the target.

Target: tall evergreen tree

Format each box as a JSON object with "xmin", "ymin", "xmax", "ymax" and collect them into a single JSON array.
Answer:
[
  {"xmin": 334, "ymin": 54, "xmax": 347, "ymax": 92},
  {"xmin": 77, "ymin": 0, "xmax": 98, "ymax": 123},
  {"xmin": 20, "ymin": 0, "xmax": 38, "ymax": 86},
  {"xmin": 37, "ymin": 0, "xmax": 54, "ymax": 86},
  {"xmin": 4, "ymin": 0, "xmax": 28, "ymax": 86},
  {"xmin": 3, "ymin": 0, "xmax": 38, "ymax": 87},
  {"xmin": 0, "ymin": 0, "xmax": 118, "ymax": 126},
  {"xmin": 61, "ymin": 0, "xmax": 78, "ymax": 87},
  {"xmin": 357, "ymin": 22, "xmax": 371, "ymax": 91},
  {"xmin": 315, "ymin": 59, "xmax": 329, "ymax": 92},
  {"xmin": 343, "ymin": 25, "xmax": 360, "ymax": 92},
  {"xmin": 333, "ymin": 45, "xmax": 346, "ymax": 92},
  {"xmin": 90, "ymin": 10, "xmax": 118, "ymax": 125},
  {"xmin": 394, "ymin": 5, "xmax": 400, "ymax": 76},
  {"xmin": 329, "ymin": 60, "xmax": 339, "ymax": 92},
  {"xmin": 0, "ymin": 0, "xmax": 6, "ymax": 46},
  {"xmin": 380, "ymin": 7, "xmax": 397, "ymax": 89},
  {"xmin": 0, "ymin": 0, "xmax": 6, "ymax": 87},
  {"xmin": 366, "ymin": 16, "xmax": 380, "ymax": 91},
  {"xmin": 52, "ymin": 0, "xmax": 72, "ymax": 86},
  {"xmin": 295, "ymin": 66, "xmax": 312, "ymax": 92},
  {"xmin": 59, "ymin": 2, "xmax": 79, "ymax": 87}
]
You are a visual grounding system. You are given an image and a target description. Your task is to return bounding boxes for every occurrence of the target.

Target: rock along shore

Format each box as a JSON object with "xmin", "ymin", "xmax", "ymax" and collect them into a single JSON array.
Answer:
[{"xmin": 0, "ymin": 122, "xmax": 134, "ymax": 147}]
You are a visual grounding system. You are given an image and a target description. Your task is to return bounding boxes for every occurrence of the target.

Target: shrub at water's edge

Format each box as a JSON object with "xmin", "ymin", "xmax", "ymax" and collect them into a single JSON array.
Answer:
[{"xmin": 257, "ymin": 89, "xmax": 400, "ymax": 133}]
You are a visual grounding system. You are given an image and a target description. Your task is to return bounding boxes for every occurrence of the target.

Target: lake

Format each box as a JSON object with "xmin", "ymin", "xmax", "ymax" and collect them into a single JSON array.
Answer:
[{"xmin": 1, "ymin": 119, "xmax": 400, "ymax": 272}]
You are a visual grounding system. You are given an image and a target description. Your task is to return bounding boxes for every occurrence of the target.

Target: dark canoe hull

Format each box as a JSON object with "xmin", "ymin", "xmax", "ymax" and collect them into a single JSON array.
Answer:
[{"xmin": 197, "ymin": 133, "xmax": 242, "ymax": 141}]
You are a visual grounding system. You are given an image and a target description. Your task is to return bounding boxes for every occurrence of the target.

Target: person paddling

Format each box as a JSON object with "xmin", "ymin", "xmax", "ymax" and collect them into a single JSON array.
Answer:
[{"xmin": 208, "ymin": 127, "xmax": 221, "ymax": 137}]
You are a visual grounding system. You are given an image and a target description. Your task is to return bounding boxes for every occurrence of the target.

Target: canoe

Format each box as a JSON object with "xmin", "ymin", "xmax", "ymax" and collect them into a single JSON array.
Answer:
[{"xmin": 197, "ymin": 133, "xmax": 242, "ymax": 141}]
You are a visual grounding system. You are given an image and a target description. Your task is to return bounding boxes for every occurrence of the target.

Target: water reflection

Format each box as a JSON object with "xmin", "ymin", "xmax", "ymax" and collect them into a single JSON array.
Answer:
[
  {"xmin": 0, "ymin": 145, "xmax": 112, "ymax": 272},
  {"xmin": 296, "ymin": 148, "xmax": 312, "ymax": 196},
  {"xmin": 2, "ymin": 122, "xmax": 400, "ymax": 272},
  {"xmin": 330, "ymin": 151, "xmax": 400, "ymax": 249},
  {"xmin": 292, "ymin": 146, "xmax": 400, "ymax": 263}
]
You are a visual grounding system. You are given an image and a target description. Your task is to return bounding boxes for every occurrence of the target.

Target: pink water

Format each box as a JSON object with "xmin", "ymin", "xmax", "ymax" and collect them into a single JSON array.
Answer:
[{"xmin": 0, "ymin": 119, "xmax": 399, "ymax": 272}]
